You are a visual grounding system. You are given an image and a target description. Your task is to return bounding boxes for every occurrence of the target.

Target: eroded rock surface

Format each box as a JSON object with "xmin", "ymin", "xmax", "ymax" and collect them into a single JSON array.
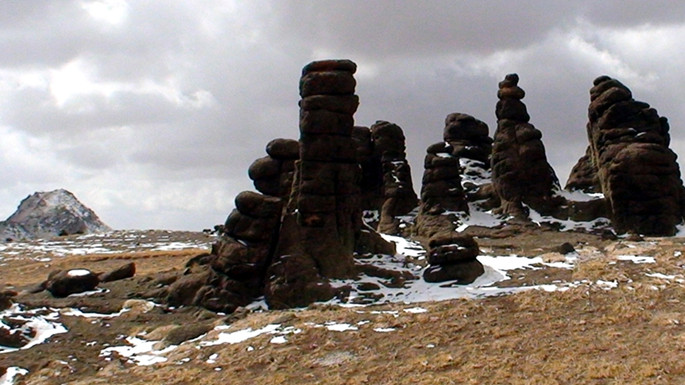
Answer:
[
  {"xmin": 586, "ymin": 76, "xmax": 685, "ymax": 235},
  {"xmin": 492, "ymin": 74, "xmax": 562, "ymax": 217},
  {"xmin": 423, "ymin": 233, "xmax": 484, "ymax": 283},
  {"xmin": 265, "ymin": 59, "xmax": 363, "ymax": 308}
]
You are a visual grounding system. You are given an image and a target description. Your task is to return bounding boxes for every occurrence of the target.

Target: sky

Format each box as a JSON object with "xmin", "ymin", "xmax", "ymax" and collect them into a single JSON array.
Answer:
[{"xmin": 1, "ymin": 1, "xmax": 685, "ymax": 231}]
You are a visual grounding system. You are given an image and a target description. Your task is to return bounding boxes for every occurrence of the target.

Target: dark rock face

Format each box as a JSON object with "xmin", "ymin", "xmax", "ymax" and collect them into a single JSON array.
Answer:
[
  {"xmin": 444, "ymin": 113, "xmax": 493, "ymax": 167},
  {"xmin": 423, "ymin": 233, "xmax": 484, "ymax": 283},
  {"xmin": 193, "ymin": 190, "xmax": 283, "ymax": 312},
  {"xmin": 45, "ymin": 269, "xmax": 100, "ymax": 297},
  {"xmin": 586, "ymin": 76, "xmax": 685, "ymax": 235},
  {"xmin": 265, "ymin": 59, "xmax": 362, "ymax": 308},
  {"xmin": 414, "ymin": 144, "xmax": 467, "ymax": 238},
  {"xmin": 248, "ymin": 138, "xmax": 299, "ymax": 198},
  {"xmin": 566, "ymin": 146, "xmax": 602, "ymax": 193},
  {"xmin": 0, "ymin": 289, "xmax": 17, "ymax": 311},
  {"xmin": 353, "ymin": 122, "xmax": 418, "ymax": 234},
  {"xmin": 0, "ymin": 189, "xmax": 110, "ymax": 240},
  {"xmin": 492, "ymin": 74, "xmax": 562, "ymax": 217},
  {"xmin": 370, "ymin": 121, "xmax": 419, "ymax": 234},
  {"xmin": 414, "ymin": 113, "xmax": 495, "ymax": 238},
  {"xmin": 99, "ymin": 262, "xmax": 136, "ymax": 283}
]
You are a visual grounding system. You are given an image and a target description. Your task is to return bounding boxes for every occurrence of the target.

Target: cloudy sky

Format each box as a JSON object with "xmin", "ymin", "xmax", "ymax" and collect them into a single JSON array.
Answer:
[{"xmin": 1, "ymin": 1, "xmax": 684, "ymax": 230}]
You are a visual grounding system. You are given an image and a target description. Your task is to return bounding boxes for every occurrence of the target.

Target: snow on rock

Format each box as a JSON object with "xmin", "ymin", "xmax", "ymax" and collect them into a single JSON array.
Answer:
[
  {"xmin": 0, "ymin": 305, "xmax": 67, "ymax": 354},
  {"xmin": 0, "ymin": 189, "xmax": 110, "ymax": 240},
  {"xmin": 0, "ymin": 367, "xmax": 28, "ymax": 385},
  {"xmin": 100, "ymin": 337, "xmax": 174, "ymax": 366}
]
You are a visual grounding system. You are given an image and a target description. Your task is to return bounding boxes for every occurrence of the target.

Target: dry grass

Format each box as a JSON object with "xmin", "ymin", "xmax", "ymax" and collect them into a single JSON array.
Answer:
[{"xmin": 2, "ymin": 231, "xmax": 685, "ymax": 384}]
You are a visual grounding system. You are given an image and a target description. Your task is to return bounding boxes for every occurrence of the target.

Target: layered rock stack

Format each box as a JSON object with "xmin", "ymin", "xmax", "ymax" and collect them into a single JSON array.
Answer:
[
  {"xmin": 492, "ymin": 74, "xmax": 562, "ymax": 217},
  {"xmin": 442, "ymin": 113, "xmax": 499, "ymax": 210},
  {"xmin": 585, "ymin": 76, "xmax": 685, "ymax": 235},
  {"xmin": 444, "ymin": 113, "xmax": 492, "ymax": 167},
  {"xmin": 170, "ymin": 189, "xmax": 283, "ymax": 313},
  {"xmin": 423, "ymin": 233, "xmax": 484, "ymax": 283},
  {"xmin": 413, "ymin": 143, "xmax": 468, "ymax": 237},
  {"xmin": 370, "ymin": 121, "xmax": 419, "ymax": 234},
  {"xmin": 248, "ymin": 138, "xmax": 299, "ymax": 198},
  {"xmin": 420, "ymin": 143, "xmax": 468, "ymax": 215},
  {"xmin": 265, "ymin": 60, "xmax": 362, "ymax": 308}
]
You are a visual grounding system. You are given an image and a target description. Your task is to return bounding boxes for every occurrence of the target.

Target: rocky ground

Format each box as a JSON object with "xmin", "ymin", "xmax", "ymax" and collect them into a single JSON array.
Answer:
[{"xmin": 1, "ymin": 228, "xmax": 684, "ymax": 384}]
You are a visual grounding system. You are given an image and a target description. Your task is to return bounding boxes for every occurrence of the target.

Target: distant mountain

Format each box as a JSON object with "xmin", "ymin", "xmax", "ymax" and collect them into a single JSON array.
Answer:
[{"xmin": 0, "ymin": 189, "xmax": 111, "ymax": 240}]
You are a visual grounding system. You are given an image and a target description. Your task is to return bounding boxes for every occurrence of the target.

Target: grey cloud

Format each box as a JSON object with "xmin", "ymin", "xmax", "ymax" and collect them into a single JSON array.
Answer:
[{"xmin": 2, "ymin": 1, "xmax": 685, "ymax": 229}]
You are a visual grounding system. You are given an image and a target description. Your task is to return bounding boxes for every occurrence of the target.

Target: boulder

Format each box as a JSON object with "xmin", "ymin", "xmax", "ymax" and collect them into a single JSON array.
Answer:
[
  {"xmin": 422, "ymin": 233, "xmax": 484, "ymax": 284},
  {"xmin": 45, "ymin": 269, "xmax": 100, "ymax": 297}
]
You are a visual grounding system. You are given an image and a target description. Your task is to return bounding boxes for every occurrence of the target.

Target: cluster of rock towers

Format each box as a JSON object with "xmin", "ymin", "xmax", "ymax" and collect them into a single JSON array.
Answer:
[{"xmin": 162, "ymin": 59, "xmax": 685, "ymax": 313}]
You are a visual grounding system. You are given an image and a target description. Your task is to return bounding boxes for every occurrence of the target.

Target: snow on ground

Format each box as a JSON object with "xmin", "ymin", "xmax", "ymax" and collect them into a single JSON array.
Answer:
[
  {"xmin": 616, "ymin": 255, "xmax": 656, "ymax": 264},
  {"xmin": 0, "ymin": 367, "xmax": 28, "ymax": 385},
  {"xmin": 0, "ymin": 230, "xmax": 213, "ymax": 262},
  {"xmin": 0, "ymin": 305, "xmax": 67, "ymax": 354}
]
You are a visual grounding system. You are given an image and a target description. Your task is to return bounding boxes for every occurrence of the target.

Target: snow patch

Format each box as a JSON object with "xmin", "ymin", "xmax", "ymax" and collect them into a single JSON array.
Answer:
[
  {"xmin": 100, "ymin": 337, "xmax": 175, "ymax": 366},
  {"xmin": 67, "ymin": 269, "xmax": 91, "ymax": 277},
  {"xmin": 0, "ymin": 367, "xmax": 28, "ymax": 385},
  {"xmin": 616, "ymin": 255, "xmax": 656, "ymax": 264}
]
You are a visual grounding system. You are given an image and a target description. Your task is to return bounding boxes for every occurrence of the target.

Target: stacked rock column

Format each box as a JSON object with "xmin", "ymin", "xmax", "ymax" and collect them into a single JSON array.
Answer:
[
  {"xmin": 587, "ymin": 76, "xmax": 685, "ymax": 235},
  {"xmin": 444, "ymin": 113, "xmax": 493, "ymax": 168},
  {"xmin": 264, "ymin": 60, "xmax": 362, "ymax": 309},
  {"xmin": 492, "ymin": 73, "xmax": 561, "ymax": 217},
  {"xmin": 414, "ymin": 143, "xmax": 468, "ymax": 238},
  {"xmin": 370, "ymin": 121, "xmax": 419, "ymax": 234},
  {"xmin": 423, "ymin": 233, "xmax": 484, "ymax": 284},
  {"xmin": 180, "ymin": 190, "xmax": 282, "ymax": 313},
  {"xmin": 295, "ymin": 60, "xmax": 361, "ymax": 276}
]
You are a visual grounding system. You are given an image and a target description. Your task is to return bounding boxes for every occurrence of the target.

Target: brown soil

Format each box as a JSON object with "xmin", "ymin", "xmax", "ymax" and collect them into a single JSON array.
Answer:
[{"xmin": 1, "ymin": 229, "xmax": 685, "ymax": 384}]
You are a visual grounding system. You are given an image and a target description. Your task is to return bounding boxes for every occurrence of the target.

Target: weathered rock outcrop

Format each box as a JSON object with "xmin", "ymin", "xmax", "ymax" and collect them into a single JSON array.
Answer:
[
  {"xmin": 444, "ymin": 113, "xmax": 493, "ymax": 167},
  {"xmin": 248, "ymin": 138, "xmax": 299, "ymax": 198},
  {"xmin": 0, "ymin": 189, "xmax": 110, "ymax": 241},
  {"xmin": 586, "ymin": 76, "xmax": 685, "ymax": 235},
  {"xmin": 423, "ymin": 233, "xmax": 484, "ymax": 283},
  {"xmin": 265, "ymin": 59, "xmax": 362, "ymax": 308},
  {"xmin": 352, "ymin": 122, "xmax": 418, "ymax": 233},
  {"xmin": 566, "ymin": 146, "xmax": 602, "ymax": 193},
  {"xmin": 196, "ymin": 191, "xmax": 283, "ymax": 312},
  {"xmin": 370, "ymin": 121, "xmax": 419, "ymax": 234},
  {"xmin": 492, "ymin": 74, "xmax": 562, "ymax": 217}
]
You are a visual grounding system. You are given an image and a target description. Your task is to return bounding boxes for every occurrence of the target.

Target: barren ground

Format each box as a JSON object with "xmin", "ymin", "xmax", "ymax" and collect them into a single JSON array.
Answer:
[{"xmin": 1, "ymin": 229, "xmax": 684, "ymax": 384}]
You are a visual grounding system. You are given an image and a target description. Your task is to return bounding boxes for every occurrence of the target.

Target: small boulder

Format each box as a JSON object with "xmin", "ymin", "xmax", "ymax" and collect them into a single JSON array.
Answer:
[
  {"xmin": 45, "ymin": 269, "xmax": 100, "ymax": 297},
  {"xmin": 99, "ymin": 262, "xmax": 136, "ymax": 283}
]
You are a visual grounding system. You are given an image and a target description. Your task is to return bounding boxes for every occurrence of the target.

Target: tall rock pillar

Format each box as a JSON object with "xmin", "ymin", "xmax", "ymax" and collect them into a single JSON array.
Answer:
[
  {"xmin": 587, "ymin": 76, "xmax": 685, "ymax": 235},
  {"xmin": 265, "ymin": 60, "xmax": 361, "ymax": 308},
  {"xmin": 491, "ymin": 73, "xmax": 561, "ymax": 217}
]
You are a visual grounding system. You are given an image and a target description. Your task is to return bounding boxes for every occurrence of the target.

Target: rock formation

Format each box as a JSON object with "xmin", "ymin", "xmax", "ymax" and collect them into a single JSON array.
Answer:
[
  {"xmin": 248, "ymin": 138, "xmax": 299, "ymax": 198},
  {"xmin": 565, "ymin": 146, "xmax": 602, "ymax": 193},
  {"xmin": 444, "ymin": 113, "xmax": 492, "ymax": 167},
  {"xmin": 443, "ymin": 113, "xmax": 499, "ymax": 210},
  {"xmin": 264, "ymin": 59, "xmax": 362, "ymax": 308},
  {"xmin": 414, "ymin": 142, "xmax": 467, "ymax": 237},
  {"xmin": 585, "ymin": 76, "xmax": 685, "ymax": 235},
  {"xmin": 423, "ymin": 233, "xmax": 484, "ymax": 283},
  {"xmin": 369, "ymin": 121, "xmax": 418, "ymax": 234},
  {"xmin": 352, "ymin": 122, "xmax": 418, "ymax": 233},
  {"xmin": 491, "ymin": 74, "xmax": 562, "ymax": 217},
  {"xmin": 353, "ymin": 125, "xmax": 384, "ymax": 212},
  {"xmin": 0, "ymin": 189, "xmax": 110, "ymax": 240},
  {"xmin": 414, "ymin": 113, "xmax": 498, "ymax": 238}
]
